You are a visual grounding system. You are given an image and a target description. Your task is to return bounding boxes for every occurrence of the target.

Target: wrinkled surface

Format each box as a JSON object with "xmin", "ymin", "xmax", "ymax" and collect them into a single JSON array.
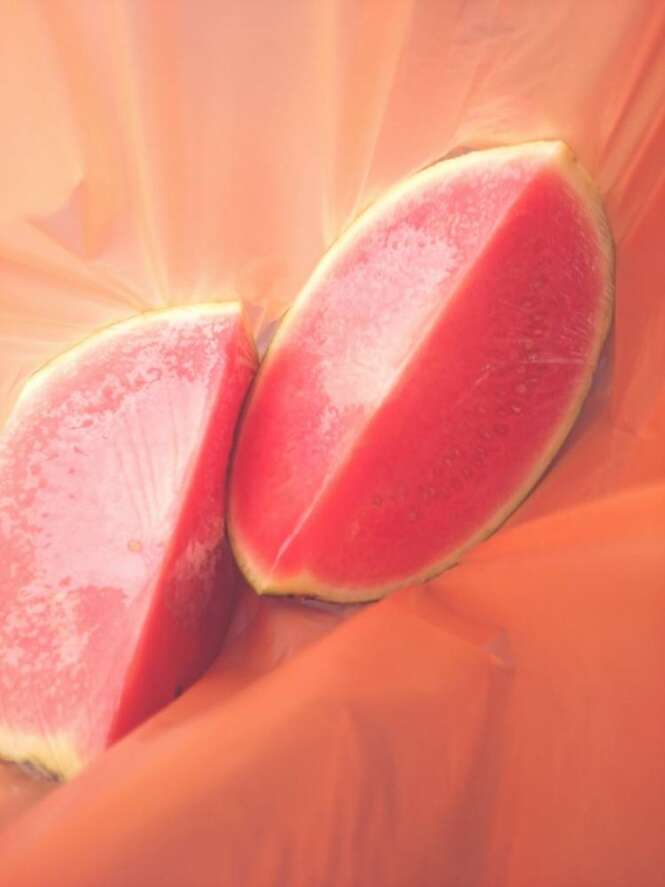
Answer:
[{"xmin": 1, "ymin": 0, "xmax": 664, "ymax": 884}]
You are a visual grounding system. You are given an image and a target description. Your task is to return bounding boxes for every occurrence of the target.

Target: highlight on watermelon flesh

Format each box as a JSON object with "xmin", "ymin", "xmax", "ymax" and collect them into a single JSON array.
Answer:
[
  {"xmin": 0, "ymin": 303, "xmax": 257, "ymax": 779},
  {"xmin": 228, "ymin": 141, "xmax": 614, "ymax": 604}
]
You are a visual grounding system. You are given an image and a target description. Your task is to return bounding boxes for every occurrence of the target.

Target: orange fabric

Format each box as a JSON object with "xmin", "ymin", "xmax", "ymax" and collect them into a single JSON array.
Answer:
[{"xmin": 1, "ymin": 1, "xmax": 664, "ymax": 884}]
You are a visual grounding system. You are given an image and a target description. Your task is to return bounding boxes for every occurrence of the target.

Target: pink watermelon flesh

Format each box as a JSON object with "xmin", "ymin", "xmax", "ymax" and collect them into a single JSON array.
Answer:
[
  {"xmin": 229, "ymin": 141, "xmax": 613, "ymax": 603},
  {"xmin": 0, "ymin": 304, "xmax": 256, "ymax": 778}
]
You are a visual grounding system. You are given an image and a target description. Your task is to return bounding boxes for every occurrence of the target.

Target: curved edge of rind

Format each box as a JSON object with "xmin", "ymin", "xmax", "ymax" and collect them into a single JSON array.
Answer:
[
  {"xmin": 233, "ymin": 143, "xmax": 615, "ymax": 604},
  {"xmin": 6, "ymin": 302, "xmax": 245, "ymax": 429},
  {"xmin": 0, "ymin": 301, "xmax": 252, "ymax": 774},
  {"xmin": 245, "ymin": 142, "xmax": 574, "ymax": 403},
  {"xmin": 0, "ymin": 725, "xmax": 82, "ymax": 781},
  {"xmin": 230, "ymin": 141, "xmax": 572, "ymax": 595}
]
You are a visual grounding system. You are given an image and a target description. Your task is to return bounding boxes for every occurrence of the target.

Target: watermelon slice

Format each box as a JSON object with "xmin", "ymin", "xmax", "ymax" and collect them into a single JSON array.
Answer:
[
  {"xmin": 0, "ymin": 304, "xmax": 256, "ymax": 778},
  {"xmin": 229, "ymin": 141, "xmax": 614, "ymax": 603}
]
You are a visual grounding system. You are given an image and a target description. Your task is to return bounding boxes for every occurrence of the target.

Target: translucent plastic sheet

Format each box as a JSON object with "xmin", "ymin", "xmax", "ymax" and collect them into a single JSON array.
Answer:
[{"xmin": 1, "ymin": 1, "xmax": 664, "ymax": 884}]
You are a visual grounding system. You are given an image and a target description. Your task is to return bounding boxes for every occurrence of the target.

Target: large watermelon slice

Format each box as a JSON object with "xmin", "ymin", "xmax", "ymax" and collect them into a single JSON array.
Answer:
[
  {"xmin": 229, "ymin": 141, "xmax": 614, "ymax": 603},
  {"xmin": 0, "ymin": 304, "xmax": 256, "ymax": 778}
]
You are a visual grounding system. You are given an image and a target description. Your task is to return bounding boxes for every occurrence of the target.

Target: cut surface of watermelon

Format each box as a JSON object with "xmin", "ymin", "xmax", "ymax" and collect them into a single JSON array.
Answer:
[
  {"xmin": 0, "ymin": 304, "xmax": 256, "ymax": 777},
  {"xmin": 229, "ymin": 142, "xmax": 613, "ymax": 602}
]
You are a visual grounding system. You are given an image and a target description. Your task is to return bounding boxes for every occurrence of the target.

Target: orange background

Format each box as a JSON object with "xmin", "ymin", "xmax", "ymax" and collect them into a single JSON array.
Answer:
[{"xmin": 1, "ymin": 1, "xmax": 664, "ymax": 884}]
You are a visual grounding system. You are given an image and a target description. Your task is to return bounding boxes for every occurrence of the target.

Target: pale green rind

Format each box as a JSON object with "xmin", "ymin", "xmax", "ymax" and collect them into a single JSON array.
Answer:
[{"xmin": 0, "ymin": 725, "xmax": 82, "ymax": 781}]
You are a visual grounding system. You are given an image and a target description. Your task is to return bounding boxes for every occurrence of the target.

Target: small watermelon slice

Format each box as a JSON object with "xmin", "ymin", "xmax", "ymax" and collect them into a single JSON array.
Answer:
[
  {"xmin": 229, "ymin": 141, "xmax": 614, "ymax": 603},
  {"xmin": 0, "ymin": 304, "xmax": 256, "ymax": 778}
]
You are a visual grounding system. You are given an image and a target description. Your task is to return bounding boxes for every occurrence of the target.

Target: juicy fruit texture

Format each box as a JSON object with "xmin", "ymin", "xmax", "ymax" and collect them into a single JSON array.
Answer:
[
  {"xmin": 229, "ymin": 141, "xmax": 614, "ymax": 603},
  {"xmin": 0, "ymin": 304, "xmax": 256, "ymax": 778}
]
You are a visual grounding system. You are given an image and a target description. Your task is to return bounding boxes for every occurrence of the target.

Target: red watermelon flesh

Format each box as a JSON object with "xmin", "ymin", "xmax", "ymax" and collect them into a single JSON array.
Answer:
[
  {"xmin": 229, "ymin": 141, "xmax": 614, "ymax": 603},
  {"xmin": 0, "ymin": 304, "xmax": 256, "ymax": 778}
]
